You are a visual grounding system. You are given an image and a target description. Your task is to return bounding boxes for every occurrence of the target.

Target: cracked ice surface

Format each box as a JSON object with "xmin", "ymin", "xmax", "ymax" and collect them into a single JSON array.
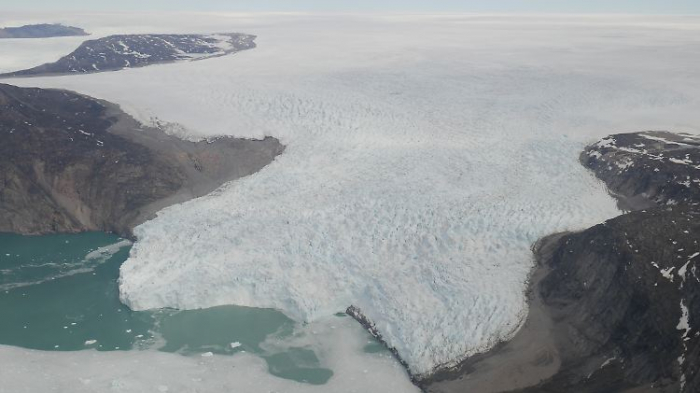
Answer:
[{"xmin": 8, "ymin": 13, "xmax": 700, "ymax": 376}]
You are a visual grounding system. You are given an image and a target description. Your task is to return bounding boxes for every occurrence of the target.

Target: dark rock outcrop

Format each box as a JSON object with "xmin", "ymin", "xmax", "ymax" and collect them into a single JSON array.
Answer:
[
  {"xmin": 0, "ymin": 33, "xmax": 256, "ymax": 77},
  {"xmin": 422, "ymin": 132, "xmax": 700, "ymax": 393},
  {"xmin": 0, "ymin": 24, "xmax": 88, "ymax": 39},
  {"xmin": 581, "ymin": 131, "xmax": 700, "ymax": 210},
  {"xmin": 0, "ymin": 83, "xmax": 283, "ymax": 237},
  {"xmin": 517, "ymin": 206, "xmax": 699, "ymax": 393}
]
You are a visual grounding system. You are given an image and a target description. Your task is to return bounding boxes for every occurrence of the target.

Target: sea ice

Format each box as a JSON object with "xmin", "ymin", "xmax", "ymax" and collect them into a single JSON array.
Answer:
[{"xmin": 0, "ymin": 316, "xmax": 418, "ymax": 393}]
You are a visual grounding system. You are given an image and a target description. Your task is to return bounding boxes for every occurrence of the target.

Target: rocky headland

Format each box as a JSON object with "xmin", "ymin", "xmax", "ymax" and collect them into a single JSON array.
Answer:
[
  {"xmin": 0, "ymin": 83, "xmax": 283, "ymax": 238},
  {"xmin": 0, "ymin": 24, "xmax": 88, "ymax": 39},
  {"xmin": 418, "ymin": 131, "xmax": 700, "ymax": 392},
  {"xmin": 0, "ymin": 33, "xmax": 256, "ymax": 77}
]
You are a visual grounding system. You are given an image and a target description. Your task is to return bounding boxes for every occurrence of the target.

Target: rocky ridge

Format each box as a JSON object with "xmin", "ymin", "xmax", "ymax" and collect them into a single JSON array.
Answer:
[
  {"xmin": 0, "ymin": 24, "xmax": 88, "ymax": 39},
  {"xmin": 0, "ymin": 33, "xmax": 256, "ymax": 77}
]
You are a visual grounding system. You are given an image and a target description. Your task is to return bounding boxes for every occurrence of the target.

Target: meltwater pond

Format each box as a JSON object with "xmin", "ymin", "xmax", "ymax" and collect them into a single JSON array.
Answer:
[{"xmin": 0, "ymin": 232, "xmax": 390, "ymax": 385}]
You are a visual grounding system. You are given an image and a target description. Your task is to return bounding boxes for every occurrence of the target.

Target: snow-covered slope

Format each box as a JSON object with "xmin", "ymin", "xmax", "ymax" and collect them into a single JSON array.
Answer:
[{"xmin": 5, "ymin": 13, "xmax": 700, "ymax": 377}]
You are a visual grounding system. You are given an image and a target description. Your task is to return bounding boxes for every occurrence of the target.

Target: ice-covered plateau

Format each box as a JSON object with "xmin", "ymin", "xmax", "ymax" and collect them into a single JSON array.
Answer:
[{"xmin": 5, "ymin": 13, "xmax": 700, "ymax": 378}]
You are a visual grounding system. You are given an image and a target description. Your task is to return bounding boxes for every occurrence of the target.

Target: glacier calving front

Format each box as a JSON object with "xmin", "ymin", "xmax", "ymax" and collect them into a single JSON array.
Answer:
[{"xmin": 7, "ymin": 14, "xmax": 700, "ymax": 376}]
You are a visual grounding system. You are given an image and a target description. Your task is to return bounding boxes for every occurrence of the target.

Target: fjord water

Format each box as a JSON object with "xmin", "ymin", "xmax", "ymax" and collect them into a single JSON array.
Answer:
[{"xmin": 0, "ymin": 232, "xmax": 361, "ymax": 385}]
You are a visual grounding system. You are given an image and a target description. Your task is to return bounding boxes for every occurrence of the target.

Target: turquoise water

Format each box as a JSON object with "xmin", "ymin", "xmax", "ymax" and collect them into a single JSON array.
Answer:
[{"xmin": 0, "ymin": 232, "xmax": 339, "ymax": 384}]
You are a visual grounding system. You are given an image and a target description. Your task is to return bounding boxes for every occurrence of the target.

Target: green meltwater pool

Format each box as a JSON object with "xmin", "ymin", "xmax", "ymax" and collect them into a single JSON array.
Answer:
[{"xmin": 0, "ymin": 232, "xmax": 390, "ymax": 385}]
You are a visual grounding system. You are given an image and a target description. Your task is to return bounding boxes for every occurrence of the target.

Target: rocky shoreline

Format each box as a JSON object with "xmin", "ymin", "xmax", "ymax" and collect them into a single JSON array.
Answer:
[
  {"xmin": 0, "ymin": 83, "xmax": 283, "ymax": 238},
  {"xmin": 410, "ymin": 131, "xmax": 700, "ymax": 392}
]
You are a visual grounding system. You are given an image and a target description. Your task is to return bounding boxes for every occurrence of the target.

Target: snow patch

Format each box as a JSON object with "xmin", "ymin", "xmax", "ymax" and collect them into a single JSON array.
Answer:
[
  {"xmin": 641, "ymin": 133, "xmax": 693, "ymax": 147},
  {"xmin": 587, "ymin": 150, "xmax": 602, "ymax": 159},
  {"xmin": 600, "ymin": 357, "xmax": 616, "ymax": 369},
  {"xmin": 677, "ymin": 300, "xmax": 690, "ymax": 338},
  {"xmin": 615, "ymin": 157, "xmax": 634, "ymax": 171},
  {"xmin": 660, "ymin": 266, "xmax": 676, "ymax": 281}
]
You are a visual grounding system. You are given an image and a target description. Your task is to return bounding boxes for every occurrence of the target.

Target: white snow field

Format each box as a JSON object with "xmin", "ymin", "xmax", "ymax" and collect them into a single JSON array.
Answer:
[
  {"xmin": 0, "ymin": 36, "xmax": 86, "ymax": 74},
  {"xmin": 4, "ymin": 12, "xmax": 700, "ymax": 378}
]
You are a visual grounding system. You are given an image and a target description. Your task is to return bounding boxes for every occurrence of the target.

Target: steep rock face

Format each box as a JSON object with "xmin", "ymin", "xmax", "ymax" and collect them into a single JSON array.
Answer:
[
  {"xmin": 0, "ymin": 83, "xmax": 181, "ymax": 235},
  {"xmin": 0, "ymin": 33, "xmax": 256, "ymax": 77},
  {"xmin": 0, "ymin": 24, "xmax": 88, "ymax": 39},
  {"xmin": 527, "ymin": 206, "xmax": 699, "ymax": 392},
  {"xmin": 0, "ymin": 83, "xmax": 283, "ymax": 237}
]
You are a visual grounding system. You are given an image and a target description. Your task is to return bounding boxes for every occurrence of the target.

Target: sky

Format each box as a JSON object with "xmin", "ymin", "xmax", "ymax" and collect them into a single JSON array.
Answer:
[{"xmin": 3, "ymin": 0, "xmax": 700, "ymax": 14}]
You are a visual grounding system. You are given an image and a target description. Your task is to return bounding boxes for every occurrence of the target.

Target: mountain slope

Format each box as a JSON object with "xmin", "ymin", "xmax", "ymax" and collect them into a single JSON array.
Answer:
[{"xmin": 0, "ymin": 83, "xmax": 283, "ymax": 237}]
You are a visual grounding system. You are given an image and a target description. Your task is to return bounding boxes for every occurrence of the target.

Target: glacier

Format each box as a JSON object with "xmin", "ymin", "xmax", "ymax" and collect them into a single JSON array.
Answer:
[{"xmin": 4, "ymin": 12, "xmax": 700, "ymax": 377}]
